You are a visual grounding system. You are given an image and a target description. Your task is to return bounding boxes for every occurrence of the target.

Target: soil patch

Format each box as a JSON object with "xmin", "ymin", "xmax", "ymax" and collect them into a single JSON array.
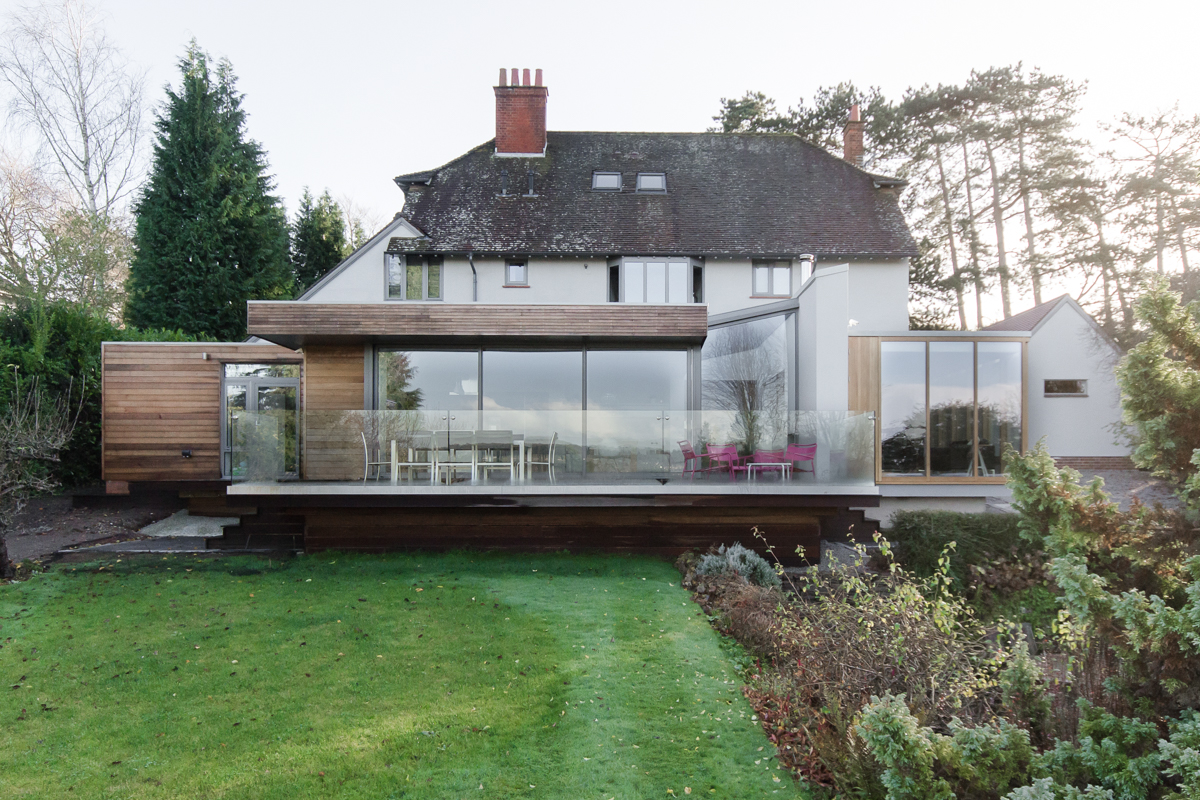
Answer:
[{"xmin": 5, "ymin": 490, "xmax": 183, "ymax": 564}]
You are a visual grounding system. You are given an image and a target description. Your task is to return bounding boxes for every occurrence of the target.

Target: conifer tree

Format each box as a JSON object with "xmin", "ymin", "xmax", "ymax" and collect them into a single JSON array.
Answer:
[
  {"xmin": 125, "ymin": 43, "xmax": 290, "ymax": 340},
  {"xmin": 289, "ymin": 188, "xmax": 346, "ymax": 291}
]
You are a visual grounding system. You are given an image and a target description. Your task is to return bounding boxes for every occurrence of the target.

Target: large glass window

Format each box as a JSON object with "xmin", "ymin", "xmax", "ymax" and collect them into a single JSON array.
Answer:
[
  {"xmin": 482, "ymin": 351, "xmax": 583, "ymax": 411},
  {"xmin": 385, "ymin": 255, "xmax": 442, "ymax": 300},
  {"xmin": 880, "ymin": 340, "xmax": 1023, "ymax": 478},
  {"xmin": 615, "ymin": 258, "xmax": 696, "ymax": 304},
  {"xmin": 377, "ymin": 350, "xmax": 477, "ymax": 410},
  {"xmin": 587, "ymin": 351, "xmax": 688, "ymax": 410},
  {"xmin": 977, "ymin": 342, "xmax": 1022, "ymax": 476},
  {"xmin": 880, "ymin": 342, "xmax": 927, "ymax": 476},
  {"xmin": 702, "ymin": 315, "xmax": 792, "ymax": 452}
]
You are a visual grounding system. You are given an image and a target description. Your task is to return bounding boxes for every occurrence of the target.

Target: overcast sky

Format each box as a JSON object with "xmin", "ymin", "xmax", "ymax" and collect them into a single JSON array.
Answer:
[{"xmin": 5, "ymin": 0, "xmax": 1200, "ymax": 233}]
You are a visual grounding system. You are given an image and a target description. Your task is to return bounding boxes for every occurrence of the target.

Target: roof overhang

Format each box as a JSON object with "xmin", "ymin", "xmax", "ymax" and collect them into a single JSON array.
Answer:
[{"xmin": 247, "ymin": 302, "xmax": 710, "ymax": 349}]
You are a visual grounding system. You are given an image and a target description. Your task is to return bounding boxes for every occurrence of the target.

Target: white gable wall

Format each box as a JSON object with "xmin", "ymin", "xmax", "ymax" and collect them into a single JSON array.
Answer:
[
  {"xmin": 847, "ymin": 260, "xmax": 910, "ymax": 332},
  {"xmin": 1026, "ymin": 302, "xmax": 1128, "ymax": 457}
]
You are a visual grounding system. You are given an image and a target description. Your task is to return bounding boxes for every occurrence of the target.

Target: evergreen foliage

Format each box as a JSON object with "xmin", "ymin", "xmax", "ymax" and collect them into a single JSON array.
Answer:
[
  {"xmin": 125, "ymin": 42, "xmax": 291, "ymax": 340},
  {"xmin": 0, "ymin": 299, "xmax": 201, "ymax": 487},
  {"xmin": 695, "ymin": 542, "xmax": 781, "ymax": 588},
  {"xmin": 289, "ymin": 188, "xmax": 347, "ymax": 292}
]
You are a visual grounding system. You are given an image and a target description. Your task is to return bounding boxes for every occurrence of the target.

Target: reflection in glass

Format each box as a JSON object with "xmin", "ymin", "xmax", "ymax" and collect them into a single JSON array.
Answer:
[
  {"xmin": 624, "ymin": 262, "xmax": 644, "ymax": 303},
  {"xmin": 929, "ymin": 342, "xmax": 974, "ymax": 476},
  {"xmin": 586, "ymin": 350, "xmax": 688, "ymax": 474},
  {"xmin": 977, "ymin": 342, "xmax": 1022, "ymax": 475},
  {"xmin": 881, "ymin": 342, "xmax": 926, "ymax": 475},
  {"xmin": 224, "ymin": 363, "xmax": 300, "ymax": 378},
  {"xmin": 646, "ymin": 262, "xmax": 666, "ymax": 303},
  {"xmin": 405, "ymin": 261, "xmax": 422, "ymax": 300},
  {"xmin": 377, "ymin": 350, "xmax": 478, "ymax": 410},
  {"xmin": 257, "ymin": 385, "xmax": 298, "ymax": 475},
  {"xmin": 702, "ymin": 316, "xmax": 790, "ymax": 452},
  {"xmin": 482, "ymin": 351, "xmax": 582, "ymax": 411},
  {"xmin": 668, "ymin": 262, "xmax": 688, "ymax": 304}
]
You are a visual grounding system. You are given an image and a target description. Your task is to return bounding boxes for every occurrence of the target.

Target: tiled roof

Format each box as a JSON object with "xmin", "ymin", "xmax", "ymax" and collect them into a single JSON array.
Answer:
[
  {"xmin": 387, "ymin": 132, "xmax": 918, "ymax": 259},
  {"xmin": 980, "ymin": 296, "xmax": 1068, "ymax": 331}
]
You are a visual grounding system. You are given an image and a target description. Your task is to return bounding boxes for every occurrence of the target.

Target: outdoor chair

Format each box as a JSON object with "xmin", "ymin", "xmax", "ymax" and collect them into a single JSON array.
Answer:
[
  {"xmin": 435, "ymin": 430, "xmax": 476, "ymax": 484},
  {"xmin": 785, "ymin": 443, "xmax": 818, "ymax": 478},
  {"xmin": 678, "ymin": 440, "xmax": 723, "ymax": 481},
  {"xmin": 474, "ymin": 430, "xmax": 516, "ymax": 482},
  {"xmin": 526, "ymin": 431, "xmax": 558, "ymax": 483},
  {"xmin": 390, "ymin": 430, "xmax": 435, "ymax": 484},
  {"xmin": 361, "ymin": 431, "xmax": 390, "ymax": 482},
  {"xmin": 704, "ymin": 443, "xmax": 744, "ymax": 482}
]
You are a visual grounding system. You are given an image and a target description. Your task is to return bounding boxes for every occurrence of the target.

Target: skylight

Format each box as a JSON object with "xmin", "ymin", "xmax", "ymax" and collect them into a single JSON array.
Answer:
[
  {"xmin": 636, "ymin": 173, "xmax": 667, "ymax": 193},
  {"xmin": 592, "ymin": 171, "xmax": 621, "ymax": 191}
]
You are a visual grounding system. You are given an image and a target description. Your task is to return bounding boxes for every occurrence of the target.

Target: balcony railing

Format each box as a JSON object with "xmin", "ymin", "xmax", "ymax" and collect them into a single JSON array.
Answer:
[{"xmin": 230, "ymin": 408, "xmax": 875, "ymax": 488}]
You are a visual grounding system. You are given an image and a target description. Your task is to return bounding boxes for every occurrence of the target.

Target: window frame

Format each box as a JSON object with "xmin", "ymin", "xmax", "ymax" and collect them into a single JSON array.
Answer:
[
  {"xmin": 607, "ymin": 257, "xmax": 702, "ymax": 304},
  {"xmin": 635, "ymin": 172, "xmax": 667, "ymax": 194},
  {"xmin": 591, "ymin": 171, "xmax": 622, "ymax": 191},
  {"xmin": 1044, "ymin": 379, "xmax": 1088, "ymax": 397},
  {"xmin": 504, "ymin": 260, "xmax": 529, "ymax": 287},
  {"xmin": 751, "ymin": 260, "xmax": 793, "ymax": 297},
  {"xmin": 385, "ymin": 254, "xmax": 443, "ymax": 301}
]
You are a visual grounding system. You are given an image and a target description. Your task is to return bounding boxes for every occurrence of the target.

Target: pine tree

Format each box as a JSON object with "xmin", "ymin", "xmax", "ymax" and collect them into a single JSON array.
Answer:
[
  {"xmin": 290, "ymin": 188, "xmax": 347, "ymax": 291},
  {"xmin": 125, "ymin": 42, "xmax": 291, "ymax": 340}
]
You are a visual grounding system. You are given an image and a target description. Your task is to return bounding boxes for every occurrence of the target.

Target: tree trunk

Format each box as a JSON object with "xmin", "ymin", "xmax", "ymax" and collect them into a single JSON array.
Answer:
[
  {"xmin": 934, "ymin": 140, "xmax": 967, "ymax": 329},
  {"xmin": 1016, "ymin": 129, "xmax": 1043, "ymax": 304},
  {"xmin": 0, "ymin": 529, "xmax": 13, "ymax": 580},
  {"xmin": 1155, "ymin": 193, "xmax": 1165, "ymax": 274},
  {"xmin": 984, "ymin": 139, "xmax": 1014, "ymax": 318},
  {"xmin": 962, "ymin": 142, "xmax": 986, "ymax": 329}
]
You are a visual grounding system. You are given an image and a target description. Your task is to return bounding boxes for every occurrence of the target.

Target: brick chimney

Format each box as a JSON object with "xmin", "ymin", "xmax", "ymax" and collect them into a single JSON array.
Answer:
[
  {"xmin": 494, "ymin": 68, "xmax": 548, "ymax": 156},
  {"xmin": 843, "ymin": 104, "xmax": 865, "ymax": 167}
]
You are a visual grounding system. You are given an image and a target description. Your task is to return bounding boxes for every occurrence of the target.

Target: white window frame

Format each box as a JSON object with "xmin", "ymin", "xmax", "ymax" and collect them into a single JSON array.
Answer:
[
  {"xmin": 635, "ymin": 172, "xmax": 667, "ymax": 193},
  {"xmin": 752, "ymin": 260, "xmax": 792, "ymax": 297},
  {"xmin": 385, "ymin": 254, "xmax": 443, "ymax": 301},
  {"xmin": 505, "ymin": 260, "xmax": 528, "ymax": 287},
  {"xmin": 592, "ymin": 171, "xmax": 622, "ymax": 191},
  {"xmin": 609, "ymin": 257, "xmax": 700, "ymax": 304}
]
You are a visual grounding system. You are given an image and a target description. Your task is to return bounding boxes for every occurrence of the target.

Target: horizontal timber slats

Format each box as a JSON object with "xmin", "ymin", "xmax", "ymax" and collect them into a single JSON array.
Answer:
[
  {"xmin": 848, "ymin": 336, "xmax": 880, "ymax": 414},
  {"xmin": 247, "ymin": 302, "xmax": 709, "ymax": 346},
  {"xmin": 303, "ymin": 345, "xmax": 365, "ymax": 480},
  {"xmin": 102, "ymin": 342, "xmax": 300, "ymax": 482}
]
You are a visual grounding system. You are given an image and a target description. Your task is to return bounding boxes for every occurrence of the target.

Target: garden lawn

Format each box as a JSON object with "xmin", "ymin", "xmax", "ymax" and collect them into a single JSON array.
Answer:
[{"xmin": 0, "ymin": 551, "xmax": 804, "ymax": 798}]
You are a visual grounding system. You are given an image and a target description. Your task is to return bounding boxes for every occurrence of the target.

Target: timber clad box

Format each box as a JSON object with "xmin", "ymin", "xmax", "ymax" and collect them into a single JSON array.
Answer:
[{"xmin": 99, "ymin": 70, "xmax": 1130, "ymax": 556}]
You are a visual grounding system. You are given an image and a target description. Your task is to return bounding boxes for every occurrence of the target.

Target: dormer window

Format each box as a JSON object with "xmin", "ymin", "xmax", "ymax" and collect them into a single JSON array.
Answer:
[
  {"xmin": 592, "ymin": 171, "xmax": 621, "ymax": 191},
  {"xmin": 386, "ymin": 254, "xmax": 442, "ymax": 301},
  {"xmin": 636, "ymin": 173, "xmax": 666, "ymax": 193}
]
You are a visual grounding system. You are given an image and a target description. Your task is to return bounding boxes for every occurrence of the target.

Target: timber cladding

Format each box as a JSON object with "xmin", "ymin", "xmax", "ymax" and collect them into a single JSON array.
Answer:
[
  {"xmin": 247, "ymin": 302, "xmax": 709, "ymax": 347},
  {"xmin": 101, "ymin": 342, "xmax": 300, "ymax": 482},
  {"xmin": 302, "ymin": 345, "xmax": 366, "ymax": 480}
]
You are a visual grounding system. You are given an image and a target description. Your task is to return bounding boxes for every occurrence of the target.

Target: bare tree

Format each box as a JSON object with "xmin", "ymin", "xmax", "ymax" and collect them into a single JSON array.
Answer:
[
  {"xmin": 336, "ymin": 194, "xmax": 388, "ymax": 254},
  {"xmin": 0, "ymin": 377, "xmax": 80, "ymax": 579},
  {"xmin": 0, "ymin": 0, "xmax": 145, "ymax": 218}
]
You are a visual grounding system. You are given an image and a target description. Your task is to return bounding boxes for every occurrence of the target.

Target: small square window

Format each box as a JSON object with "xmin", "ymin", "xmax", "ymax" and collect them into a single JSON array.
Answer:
[
  {"xmin": 636, "ymin": 172, "xmax": 666, "ymax": 193},
  {"xmin": 592, "ymin": 171, "xmax": 621, "ymax": 191},
  {"xmin": 752, "ymin": 260, "xmax": 791, "ymax": 296},
  {"xmin": 506, "ymin": 261, "xmax": 527, "ymax": 286},
  {"xmin": 1045, "ymin": 379, "xmax": 1087, "ymax": 397}
]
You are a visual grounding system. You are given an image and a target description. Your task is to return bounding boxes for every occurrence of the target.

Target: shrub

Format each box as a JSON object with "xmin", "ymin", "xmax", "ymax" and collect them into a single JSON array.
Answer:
[
  {"xmin": 695, "ymin": 542, "xmax": 781, "ymax": 588},
  {"xmin": 889, "ymin": 510, "xmax": 1028, "ymax": 591}
]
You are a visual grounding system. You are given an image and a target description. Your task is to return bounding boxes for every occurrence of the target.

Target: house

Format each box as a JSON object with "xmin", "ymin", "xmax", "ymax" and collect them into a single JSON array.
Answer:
[{"xmin": 100, "ymin": 69, "xmax": 1129, "ymax": 558}]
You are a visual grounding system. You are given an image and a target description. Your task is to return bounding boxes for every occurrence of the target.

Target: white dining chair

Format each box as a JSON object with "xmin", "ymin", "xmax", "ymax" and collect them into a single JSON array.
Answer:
[
  {"xmin": 475, "ymin": 430, "xmax": 516, "ymax": 482},
  {"xmin": 526, "ymin": 431, "xmax": 558, "ymax": 483}
]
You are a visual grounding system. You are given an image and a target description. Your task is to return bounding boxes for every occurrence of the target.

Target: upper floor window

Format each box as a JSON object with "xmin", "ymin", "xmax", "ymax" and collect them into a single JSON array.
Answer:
[
  {"xmin": 608, "ymin": 258, "xmax": 700, "ymax": 304},
  {"xmin": 1045, "ymin": 379, "xmax": 1087, "ymax": 397},
  {"xmin": 592, "ymin": 171, "xmax": 622, "ymax": 191},
  {"xmin": 752, "ymin": 260, "xmax": 792, "ymax": 297},
  {"xmin": 386, "ymin": 254, "xmax": 442, "ymax": 300},
  {"xmin": 636, "ymin": 172, "xmax": 667, "ymax": 193},
  {"xmin": 505, "ymin": 260, "xmax": 528, "ymax": 286}
]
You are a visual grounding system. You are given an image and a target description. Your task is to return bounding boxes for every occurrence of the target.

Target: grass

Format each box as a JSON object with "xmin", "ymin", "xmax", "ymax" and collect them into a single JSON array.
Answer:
[{"xmin": 0, "ymin": 551, "xmax": 805, "ymax": 798}]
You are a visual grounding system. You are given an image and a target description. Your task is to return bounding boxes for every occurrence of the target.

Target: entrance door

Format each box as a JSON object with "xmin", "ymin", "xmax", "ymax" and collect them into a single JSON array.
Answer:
[{"xmin": 221, "ymin": 364, "xmax": 300, "ymax": 479}]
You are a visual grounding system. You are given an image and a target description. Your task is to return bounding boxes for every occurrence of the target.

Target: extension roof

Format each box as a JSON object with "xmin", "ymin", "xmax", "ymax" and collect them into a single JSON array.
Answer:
[
  {"xmin": 980, "ymin": 295, "xmax": 1069, "ymax": 332},
  {"xmin": 388, "ymin": 132, "xmax": 918, "ymax": 260}
]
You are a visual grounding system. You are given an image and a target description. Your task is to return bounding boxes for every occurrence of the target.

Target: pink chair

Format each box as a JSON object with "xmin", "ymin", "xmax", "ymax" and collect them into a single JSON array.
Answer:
[
  {"xmin": 678, "ymin": 440, "xmax": 724, "ymax": 481},
  {"xmin": 786, "ymin": 443, "xmax": 817, "ymax": 478},
  {"xmin": 705, "ymin": 443, "xmax": 744, "ymax": 482}
]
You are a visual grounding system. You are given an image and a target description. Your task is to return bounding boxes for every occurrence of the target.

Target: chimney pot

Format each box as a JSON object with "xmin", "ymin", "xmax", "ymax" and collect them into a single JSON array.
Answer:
[
  {"xmin": 510, "ymin": 68, "xmax": 518, "ymax": 86},
  {"xmin": 850, "ymin": 104, "xmax": 860, "ymax": 122},
  {"xmin": 522, "ymin": 68, "xmax": 531, "ymax": 86},
  {"xmin": 498, "ymin": 68, "xmax": 507, "ymax": 86},
  {"xmin": 535, "ymin": 68, "xmax": 543, "ymax": 86}
]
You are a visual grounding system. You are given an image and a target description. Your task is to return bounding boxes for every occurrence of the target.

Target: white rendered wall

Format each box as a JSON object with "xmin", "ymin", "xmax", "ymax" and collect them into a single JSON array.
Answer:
[
  {"xmin": 847, "ymin": 260, "xmax": 910, "ymax": 332},
  {"xmin": 304, "ymin": 217, "xmax": 420, "ymax": 303},
  {"xmin": 796, "ymin": 264, "xmax": 849, "ymax": 411},
  {"xmin": 1026, "ymin": 304, "xmax": 1128, "ymax": 457}
]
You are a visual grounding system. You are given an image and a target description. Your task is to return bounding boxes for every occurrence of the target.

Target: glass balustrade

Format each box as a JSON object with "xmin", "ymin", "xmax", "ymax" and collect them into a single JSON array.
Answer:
[{"xmin": 231, "ymin": 409, "xmax": 875, "ymax": 488}]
